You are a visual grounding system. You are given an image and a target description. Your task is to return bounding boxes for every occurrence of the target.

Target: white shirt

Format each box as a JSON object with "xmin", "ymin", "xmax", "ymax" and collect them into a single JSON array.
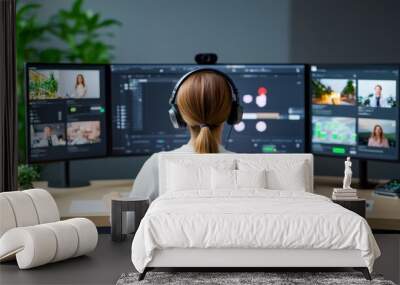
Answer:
[
  {"xmin": 369, "ymin": 96, "xmax": 389, "ymax": 108},
  {"xmin": 75, "ymin": 85, "xmax": 87, "ymax": 98}
]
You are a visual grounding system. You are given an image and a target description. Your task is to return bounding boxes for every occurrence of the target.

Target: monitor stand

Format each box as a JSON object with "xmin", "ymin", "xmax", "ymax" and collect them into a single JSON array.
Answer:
[
  {"xmin": 48, "ymin": 161, "xmax": 90, "ymax": 188},
  {"xmin": 357, "ymin": 160, "xmax": 378, "ymax": 189}
]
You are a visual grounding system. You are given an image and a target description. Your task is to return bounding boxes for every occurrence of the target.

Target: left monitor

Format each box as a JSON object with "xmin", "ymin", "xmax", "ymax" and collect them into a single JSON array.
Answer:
[{"xmin": 26, "ymin": 63, "xmax": 108, "ymax": 163}]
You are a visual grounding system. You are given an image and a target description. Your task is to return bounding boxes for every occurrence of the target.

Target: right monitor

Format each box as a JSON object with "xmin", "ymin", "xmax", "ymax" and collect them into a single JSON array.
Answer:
[{"xmin": 310, "ymin": 64, "xmax": 399, "ymax": 160}]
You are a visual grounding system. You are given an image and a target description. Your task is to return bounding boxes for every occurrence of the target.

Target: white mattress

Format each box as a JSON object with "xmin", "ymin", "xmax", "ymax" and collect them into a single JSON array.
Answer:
[{"xmin": 131, "ymin": 190, "xmax": 380, "ymax": 273}]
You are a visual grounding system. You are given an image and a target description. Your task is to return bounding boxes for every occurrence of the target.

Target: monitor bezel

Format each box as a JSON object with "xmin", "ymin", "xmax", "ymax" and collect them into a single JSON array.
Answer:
[
  {"xmin": 308, "ymin": 63, "xmax": 400, "ymax": 162},
  {"xmin": 109, "ymin": 63, "xmax": 309, "ymax": 157},
  {"xmin": 25, "ymin": 62, "xmax": 110, "ymax": 164}
]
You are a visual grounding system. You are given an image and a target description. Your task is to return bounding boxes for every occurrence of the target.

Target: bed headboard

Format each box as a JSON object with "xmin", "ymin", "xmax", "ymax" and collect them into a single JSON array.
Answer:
[{"xmin": 158, "ymin": 153, "xmax": 314, "ymax": 195}]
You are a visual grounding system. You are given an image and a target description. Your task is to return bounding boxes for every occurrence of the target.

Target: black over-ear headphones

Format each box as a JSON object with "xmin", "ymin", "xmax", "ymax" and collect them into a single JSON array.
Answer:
[{"xmin": 168, "ymin": 68, "xmax": 243, "ymax": 129}]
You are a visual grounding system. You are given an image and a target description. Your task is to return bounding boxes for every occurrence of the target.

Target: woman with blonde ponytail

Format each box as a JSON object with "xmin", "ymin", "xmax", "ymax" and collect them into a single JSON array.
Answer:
[
  {"xmin": 176, "ymin": 70, "xmax": 233, "ymax": 154},
  {"xmin": 124, "ymin": 70, "xmax": 236, "ymax": 232}
]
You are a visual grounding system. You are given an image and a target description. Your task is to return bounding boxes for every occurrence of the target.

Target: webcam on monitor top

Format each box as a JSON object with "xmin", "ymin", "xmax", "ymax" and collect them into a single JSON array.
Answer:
[{"xmin": 195, "ymin": 53, "xmax": 218, "ymax": 65}]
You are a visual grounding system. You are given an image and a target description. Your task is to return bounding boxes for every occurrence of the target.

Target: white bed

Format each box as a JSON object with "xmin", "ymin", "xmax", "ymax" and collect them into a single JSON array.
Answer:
[{"xmin": 131, "ymin": 153, "xmax": 380, "ymax": 280}]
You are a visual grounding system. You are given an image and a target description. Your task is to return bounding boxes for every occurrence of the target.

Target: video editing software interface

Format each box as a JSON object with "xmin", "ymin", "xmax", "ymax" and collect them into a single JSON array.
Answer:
[
  {"xmin": 27, "ymin": 64, "xmax": 107, "ymax": 162},
  {"xmin": 111, "ymin": 64, "xmax": 305, "ymax": 155},
  {"xmin": 311, "ymin": 65, "xmax": 399, "ymax": 160}
]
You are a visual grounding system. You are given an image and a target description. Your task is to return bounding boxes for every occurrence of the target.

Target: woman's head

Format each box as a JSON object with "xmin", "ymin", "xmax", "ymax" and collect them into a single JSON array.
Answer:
[
  {"xmin": 76, "ymin": 74, "xmax": 85, "ymax": 87},
  {"xmin": 371, "ymin": 124, "xmax": 384, "ymax": 141},
  {"xmin": 176, "ymin": 71, "xmax": 232, "ymax": 153}
]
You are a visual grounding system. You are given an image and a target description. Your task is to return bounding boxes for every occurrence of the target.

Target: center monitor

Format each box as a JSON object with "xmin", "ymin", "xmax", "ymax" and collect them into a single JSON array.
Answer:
[
  {"xmin": 310, "ymin": 64, "xmax": 399, "ymax": 160},
  {"xmin": 110, "ymin": 64, "xmax": 306, "ymax": 155}
]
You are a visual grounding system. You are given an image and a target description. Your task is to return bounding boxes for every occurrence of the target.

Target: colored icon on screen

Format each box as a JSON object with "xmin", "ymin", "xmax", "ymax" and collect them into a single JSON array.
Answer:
[{"xmin": 234, "ymin": 121, "xmax": 246, "ymax": 132}]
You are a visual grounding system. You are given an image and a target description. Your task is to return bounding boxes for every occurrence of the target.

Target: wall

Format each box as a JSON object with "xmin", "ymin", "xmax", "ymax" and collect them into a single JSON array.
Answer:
[
  {"xmin": 25, "ymin": 0, "xmax": 400, "ymax": 185},
  {"xmin": 30, "ymin": 0, "xmax": 290, "ymax": 63},
  {"xmin": 289, "ymin": 0, "xmax": 400, "ymax": 180}
]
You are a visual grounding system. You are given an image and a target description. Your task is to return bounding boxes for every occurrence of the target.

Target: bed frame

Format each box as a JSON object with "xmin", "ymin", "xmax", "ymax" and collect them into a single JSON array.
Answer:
[{"xmin": 138, "ymin": 248, "xmax": 371, "ymax": 280}]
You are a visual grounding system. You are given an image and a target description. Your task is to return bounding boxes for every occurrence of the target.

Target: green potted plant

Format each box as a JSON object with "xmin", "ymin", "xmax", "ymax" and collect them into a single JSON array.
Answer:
[
  {"xmin": 48, "ymin": 0, "xmax": 121, "ymax": 63},
  {"xmin": 18, "ymin": 164, "xmax": 40, "ymax": 190},
  {"xmin": 16, "ymin": 0, "xmax": 121, "ymax": 161}
]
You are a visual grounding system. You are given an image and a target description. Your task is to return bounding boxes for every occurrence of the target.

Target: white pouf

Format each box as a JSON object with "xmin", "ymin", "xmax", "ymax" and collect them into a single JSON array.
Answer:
[{"xmin": 0, "ymin": 189, "xmax": 98, "ymax": 269}]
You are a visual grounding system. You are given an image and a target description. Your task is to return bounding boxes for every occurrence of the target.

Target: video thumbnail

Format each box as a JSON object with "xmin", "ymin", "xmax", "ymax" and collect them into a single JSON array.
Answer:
[
  {"xmin": 29, "ymin": 69, "xmax": 100, "ymax": 100},
  {"xmin": 358, "ymin": 118, "xmax": 396, "ymax": 148},
  {"xmin": 312, "ymin": 116, "xmax": 356, "ymax": 145},
  {"xmin": 30, "ymin": 123, "xmax": 66, "ymax": 148},
  {"xmin": 67, "ymin": 121, "xmax": 101, "ymax": 145},
  {"xmin": 358, "ymin": 80, "xmax": 397, "ymax": 108},
  {"xmin": 312, "ymin": 79, "xmax": 356, "ymax": 105}
]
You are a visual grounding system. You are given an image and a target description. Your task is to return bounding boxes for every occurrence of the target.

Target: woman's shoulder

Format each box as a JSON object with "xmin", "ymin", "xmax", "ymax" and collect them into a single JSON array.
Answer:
[{"xmin": 145, "ymin": 153, "xmax": 160, "ymax": 166}]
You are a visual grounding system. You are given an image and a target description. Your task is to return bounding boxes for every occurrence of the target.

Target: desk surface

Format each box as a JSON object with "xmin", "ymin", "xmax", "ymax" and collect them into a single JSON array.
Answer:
[
  {"xmin": 313, "ymin": 177, "xmax": 400, "ymax": 231},
  {"xmin": 33, "ymin": 179, "xmax": 133, "ymax": 227},
  {"xmin": 33, "ymin": 176, "xmax": 400, "ymax": 230}
]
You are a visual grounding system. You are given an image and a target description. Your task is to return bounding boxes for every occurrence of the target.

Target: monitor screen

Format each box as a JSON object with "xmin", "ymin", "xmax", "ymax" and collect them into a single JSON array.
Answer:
[
  {"xmin": 310, "ymin": 64, "xmax": 399, "ymax": 160},
  {"xmin": 26, "ymin": 64, "xmax": 107, "ymax": 162},
  {"xmin": 111, "ymin": 64, "xmax": 306, "ymax": 155}
]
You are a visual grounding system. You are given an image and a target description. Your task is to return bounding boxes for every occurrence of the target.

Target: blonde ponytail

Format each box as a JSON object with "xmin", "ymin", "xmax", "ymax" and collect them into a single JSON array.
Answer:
[
  {"xmin": 176, "ymin": 71, "xmax": 232, "ymax": 154},
  {"xmin": 194, "ymin": 126, "xmax": 219, "ymax": 153}
]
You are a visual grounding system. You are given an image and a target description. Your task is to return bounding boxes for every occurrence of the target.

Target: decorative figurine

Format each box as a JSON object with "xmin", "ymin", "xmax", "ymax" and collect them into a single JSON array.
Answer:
[
  {"xmin": 332, "ymin": 157, "xmax": 358, "ymax": 200},
  {"xmin": 343, "ymin": 157, "xmax": 352, "ymax": 189}
]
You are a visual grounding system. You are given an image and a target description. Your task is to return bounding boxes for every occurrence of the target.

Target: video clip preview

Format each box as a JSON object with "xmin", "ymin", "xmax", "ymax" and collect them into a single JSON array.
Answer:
[
  {"xmin": 110, "ymin": 64, "xmax": 306, "ymax": 155},
  {"xmin": 311, "ymin": 65, "xmax": 399, "ymax": 160},
  {"xmin": 27, "ymin": 65, "xmax": 107, "ymax": 162}
]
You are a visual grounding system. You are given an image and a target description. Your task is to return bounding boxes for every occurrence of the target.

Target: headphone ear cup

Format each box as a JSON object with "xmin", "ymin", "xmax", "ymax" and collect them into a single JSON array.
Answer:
[
  {"xmin": 236, "ymin": 104, "xmax": 243, "ymax": 123},
  {"xmin": 227, "ymin": 102, "xmax": 243, "ymax": 125},
  {"xmin": 169, "ymin": 105, "xmax": 186, "ymax": 128}
]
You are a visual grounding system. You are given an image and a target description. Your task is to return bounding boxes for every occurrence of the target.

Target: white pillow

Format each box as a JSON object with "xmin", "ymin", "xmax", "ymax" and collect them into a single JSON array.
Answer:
[
  {"xmin": 166, "ymin": 160, "xmax": 235, "ymax": 192},
  {"xmin": 237, "ymin": 169, "xmax": 267, "ymax": 189},
  {"xmin": 266, "ymin": 163, "xmax": 307, "ymax": 191},
  {"xmin": 211, "ymin": 168, "xmax": 236, "ymax": 190},
  {"xmin": 238, "ymin": 159, "xmax": 308, "ymax": 191},
  {"xmin": 211, "ymin": 168, "xmax": 267, "ymax": 190}
]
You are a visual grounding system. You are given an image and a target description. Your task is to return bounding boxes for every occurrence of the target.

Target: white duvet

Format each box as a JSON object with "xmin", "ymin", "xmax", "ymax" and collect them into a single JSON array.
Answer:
[{"xmin": 131, "ymin": 190, "xmax": 380, "ymax": 273}]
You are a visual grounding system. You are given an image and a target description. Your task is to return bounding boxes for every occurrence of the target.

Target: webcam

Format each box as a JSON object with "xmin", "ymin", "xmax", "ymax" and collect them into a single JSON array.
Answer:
[{"xmin": 195, "ymin": 53, "xmax": 218, "ymax": 65}]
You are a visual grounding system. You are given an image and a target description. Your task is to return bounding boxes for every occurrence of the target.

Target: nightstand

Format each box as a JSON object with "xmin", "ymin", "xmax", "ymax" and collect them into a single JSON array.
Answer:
[
  {"xmin": 332, "ymin": 199, "xmax": 366, "ymax": 218},
  {"xmin": 111, "ymin": 197, "xmax": 149, "ymax": 242}
]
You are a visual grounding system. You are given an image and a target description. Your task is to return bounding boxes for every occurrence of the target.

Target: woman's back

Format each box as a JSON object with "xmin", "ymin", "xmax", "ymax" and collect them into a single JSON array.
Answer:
[{"xmin": 129, "ymin": 69, "xmax": 239, "ymax": 201}]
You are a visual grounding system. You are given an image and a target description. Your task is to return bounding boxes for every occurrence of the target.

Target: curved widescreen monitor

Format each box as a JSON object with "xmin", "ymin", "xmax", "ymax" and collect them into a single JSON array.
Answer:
[
  {"xmin": 310, "ymin": 64, "xmax": 399, "ymax": 161},
  {"xmin": 26, "ymin": 63, "xmax": 108, "ymax": 163},
  {"xmin": 110, "ymin": 64, "xmax": 306, "ymax": 155}
]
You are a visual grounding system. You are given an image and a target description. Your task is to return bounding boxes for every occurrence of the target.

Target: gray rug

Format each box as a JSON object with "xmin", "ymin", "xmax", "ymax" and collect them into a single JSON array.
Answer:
[{"xmin": 116, "ymin": 271, "xmax": 396, "ymax": 285}]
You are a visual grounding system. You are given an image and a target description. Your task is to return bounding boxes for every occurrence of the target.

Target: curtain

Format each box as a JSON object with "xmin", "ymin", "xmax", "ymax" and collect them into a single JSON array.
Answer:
[{"xmin": 0, "ymin": 0, "xmax": 18, "ymax": 192}]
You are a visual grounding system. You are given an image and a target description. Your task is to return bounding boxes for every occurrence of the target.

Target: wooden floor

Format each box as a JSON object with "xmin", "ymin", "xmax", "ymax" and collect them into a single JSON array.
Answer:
[{"xmin": 0, "ymin": 234, "xmax": 133, "ymax": 285}]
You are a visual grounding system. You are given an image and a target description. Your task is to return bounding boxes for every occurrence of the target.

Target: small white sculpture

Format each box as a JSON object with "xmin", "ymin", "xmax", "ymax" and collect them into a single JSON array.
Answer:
[{"xmin": 343, "ymin": 157, "xmax": 352, "ymax": 189}]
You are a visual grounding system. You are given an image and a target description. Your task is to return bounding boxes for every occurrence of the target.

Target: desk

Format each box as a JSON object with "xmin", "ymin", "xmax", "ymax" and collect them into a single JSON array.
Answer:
[
  {"xmin": 314, "ymin": 176, "xmax": 400, "ymax": 231},
  {"xmin": 33, "ymin": 180, "xmax": 133, "ymax": 227},
  {"xmin": 33, "ymin": 176, "xmax": 400, "ymax": 230}
]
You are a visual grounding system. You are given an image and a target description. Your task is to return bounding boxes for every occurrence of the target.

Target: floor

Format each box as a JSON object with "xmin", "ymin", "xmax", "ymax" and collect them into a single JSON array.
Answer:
[
  {"xmin": 0, "ymin": 234, "xmax": 134, "ymax": 285},
  {"xmin": 1, "ymin": 234, "xmax": 399, "ymax": 285}
]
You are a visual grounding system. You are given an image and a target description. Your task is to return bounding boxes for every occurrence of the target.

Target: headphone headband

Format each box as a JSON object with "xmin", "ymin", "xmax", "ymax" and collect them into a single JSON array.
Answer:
[
  {"xmin": 168, "ymin": 67, "xmax": 243, "ymax": 129},
  {"xmin": 169, "ymin": 68, "xmax": 239, "ymax": 105}
]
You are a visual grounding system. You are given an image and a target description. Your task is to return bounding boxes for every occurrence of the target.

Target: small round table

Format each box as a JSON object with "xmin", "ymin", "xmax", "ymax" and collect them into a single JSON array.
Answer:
[{"xmin": 111, "ymin": 197, "xmax": 149, "ymax": 242}]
